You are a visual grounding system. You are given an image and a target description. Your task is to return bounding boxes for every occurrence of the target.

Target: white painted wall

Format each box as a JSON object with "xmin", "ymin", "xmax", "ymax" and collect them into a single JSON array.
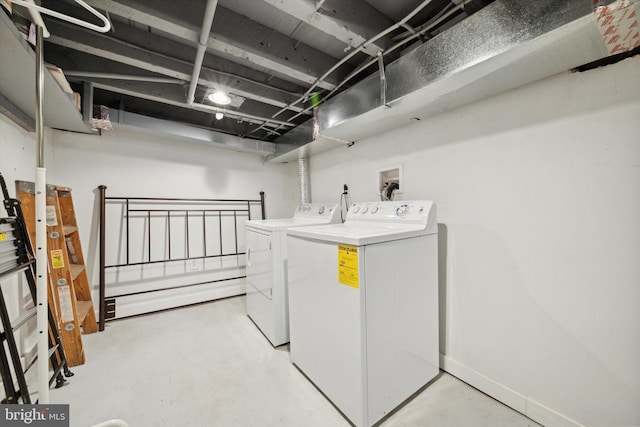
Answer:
[
  {"xmin": 0, "ymin": 114, "xmax": 54, "ymax": 364},
  {"xmin": 308, "ymin": 56, "xmax": 640, "ymax": 427},
  {"xmin": 48, "ymin": 127, "xmax": 297, "ymax": 317},
  {"xmin": 2, "ymin": 51, "xmax": 638, "ymax": 426},
  {"xmin": 1, "ymin": 111, "xmax": 296, "ymax": 372}
]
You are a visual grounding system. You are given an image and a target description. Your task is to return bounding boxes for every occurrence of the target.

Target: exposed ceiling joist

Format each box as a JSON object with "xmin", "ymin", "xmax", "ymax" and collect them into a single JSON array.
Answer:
[
  {"xmin": 81, "ymin": 0, "xmax": 342, "ymax": 90},
  {"xmin": 88, "ymin": 80, "xmax": 295, "ymax": 129},
  {"xmin": 86, "ymin": 79, "xmax": 295, "ymax": 132},
  {"xmin": 44, "ymin": 21, "xmax": 310, "ymax": 115},
  {"xmin": 260, "ymin": 0, "xmax": 394, "ymax": 56},
  {"xmin": 9, "ymin": 0, "xmax": 508, "ymax": 143}
]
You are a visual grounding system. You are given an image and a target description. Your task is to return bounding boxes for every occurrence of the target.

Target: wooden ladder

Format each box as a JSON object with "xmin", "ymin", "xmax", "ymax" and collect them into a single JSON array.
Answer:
[
  {"xmin": 0, "ymin": 172, "xmax": 73, "ymax": 403},
  {"xmin": 16, "ymin": 181, "xmax": 98, "ymax": 367}
]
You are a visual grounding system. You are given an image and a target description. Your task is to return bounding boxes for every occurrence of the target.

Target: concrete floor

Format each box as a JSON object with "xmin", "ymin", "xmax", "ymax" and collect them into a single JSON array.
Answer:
[{"xmin": 51, "ymin": 296, "xmax": 541, "ymax": 427}]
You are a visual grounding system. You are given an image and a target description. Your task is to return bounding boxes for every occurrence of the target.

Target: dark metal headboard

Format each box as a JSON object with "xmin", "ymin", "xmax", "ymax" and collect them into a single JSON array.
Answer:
[{"xmin": 97, "ymin": 185, "xmax": 265, "ymax": 330}]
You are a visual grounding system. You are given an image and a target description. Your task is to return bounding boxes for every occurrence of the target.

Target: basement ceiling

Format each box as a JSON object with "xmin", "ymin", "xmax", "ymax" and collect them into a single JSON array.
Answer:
[{"xmin": 33, "ymin": 0, "xmax": 495, "ymax": 143}]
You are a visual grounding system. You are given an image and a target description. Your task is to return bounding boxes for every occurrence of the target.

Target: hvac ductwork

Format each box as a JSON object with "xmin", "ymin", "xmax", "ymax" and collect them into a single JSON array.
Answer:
[
  {"xmin": 298, "ymin": 156, "xmax": 311, "ymax": 204},
  {"xmin": 270, "ymin": 0, "xmax": 639, "ymax": 161}
]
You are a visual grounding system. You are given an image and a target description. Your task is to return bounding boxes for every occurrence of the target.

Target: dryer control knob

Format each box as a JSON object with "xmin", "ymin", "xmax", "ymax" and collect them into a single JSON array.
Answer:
[
  {"xmin": 318, "ymin": 206, "xmax": 325, "ymax": 214},
  {"xmin": 371, "ymin": 206, "xmax": 379, "ymax": 214},
  {"xmin": 351, "ymin": 206, "xmax": 360, "ymax": 213},
  {"xmin": 361, "ymin": 206, "xmax": 368, "ymax": 214}
]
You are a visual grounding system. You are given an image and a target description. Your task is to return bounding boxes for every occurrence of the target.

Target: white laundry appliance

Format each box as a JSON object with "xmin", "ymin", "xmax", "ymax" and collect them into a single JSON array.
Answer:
[
  {"xmin": 287, "ymin": 201, "xmax": 439, "ymax": 427},
  {"xmin": 245, "ymin": 203, "xmax": 341, "ymax": 347}
]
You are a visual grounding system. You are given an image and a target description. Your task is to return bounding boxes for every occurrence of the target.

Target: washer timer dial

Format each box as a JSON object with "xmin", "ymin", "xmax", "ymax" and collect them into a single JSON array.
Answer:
[{"xmin": 395, "ymin": 204, "xmax": 409, "ymax": 217}]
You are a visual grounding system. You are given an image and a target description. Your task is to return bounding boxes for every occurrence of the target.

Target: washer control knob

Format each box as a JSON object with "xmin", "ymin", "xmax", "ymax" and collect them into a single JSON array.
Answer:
[
  {"xmin": 361, "ymin": 206, "xmax": 368, "ymax": 214},
  {"xmin": 318, "ymin": 206, "xmax": 325, "ymax": 215},
  {"xmin": 371, "ymin": 206, "xmax": 379, "ymax": 214},
  {"xmin": 396, "ymin": 204, "xmax": 409, "ymax": 216},
  {"xmin": 351, "ymin": 205, "xmax": 360, "ymax": 213}
]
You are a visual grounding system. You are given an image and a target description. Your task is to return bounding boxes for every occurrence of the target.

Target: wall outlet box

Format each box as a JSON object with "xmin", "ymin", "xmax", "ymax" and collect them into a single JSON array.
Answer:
[{"xmin": 378, "ymin": 165, "xmax": 403, "ymax": 199}]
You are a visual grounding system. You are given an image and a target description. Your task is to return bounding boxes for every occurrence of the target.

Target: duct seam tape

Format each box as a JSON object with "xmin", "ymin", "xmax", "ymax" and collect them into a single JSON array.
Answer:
[{"xmin": 593, "ymin": 0, "xmax": 640, "ymax": 55}]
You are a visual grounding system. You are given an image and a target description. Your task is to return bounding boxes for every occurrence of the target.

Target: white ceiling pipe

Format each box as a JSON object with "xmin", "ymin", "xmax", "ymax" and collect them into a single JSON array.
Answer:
[
  {"xmin": 63, "ymin": 71, "xmax": 184, "ymax": 84},
  {"xmin": 187, "ymin": 0, "xmax": 218, "ymax": 104}
]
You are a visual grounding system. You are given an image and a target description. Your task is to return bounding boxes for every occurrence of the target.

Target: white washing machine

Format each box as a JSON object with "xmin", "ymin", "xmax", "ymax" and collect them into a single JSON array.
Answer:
[
  {"xmin": 245, "ymin": 203, "xmax": 341, "ymax": 347},
  {"xmin": 287, "ymin": 201, "xmax": 439, "ymax": 427}
]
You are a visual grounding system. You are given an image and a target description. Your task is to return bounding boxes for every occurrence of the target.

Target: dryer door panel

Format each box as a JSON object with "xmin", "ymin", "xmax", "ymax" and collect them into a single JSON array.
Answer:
[{"xmin": 246, "ymin": 228, "xmax": 273, "ymax": 299}]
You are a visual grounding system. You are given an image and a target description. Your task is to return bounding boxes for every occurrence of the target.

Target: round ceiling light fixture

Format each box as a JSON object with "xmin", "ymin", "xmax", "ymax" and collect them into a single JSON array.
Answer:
[{"xmin": 208, "ymin": 90, "xmax": 231, "ymax": 105}]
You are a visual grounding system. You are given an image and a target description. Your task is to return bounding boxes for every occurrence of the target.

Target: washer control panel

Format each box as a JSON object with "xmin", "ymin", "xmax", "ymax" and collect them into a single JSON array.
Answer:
[
  {"xmin": 346, "ymin": 201, "xmax": 434, "ymax": 225},
  {"xmin": 294, "ymin": 203, "xmax": 338, "ymax": 218}
]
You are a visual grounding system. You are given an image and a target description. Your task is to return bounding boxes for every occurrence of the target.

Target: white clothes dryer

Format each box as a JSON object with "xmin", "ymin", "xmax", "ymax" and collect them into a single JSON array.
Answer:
[
  {"xmin": 287, "ymin": 201, "xmax": 439, "ymax": 427},
  {"xmin": 245, "ymin": 203, "xmax": 340, "ymax": 347}
]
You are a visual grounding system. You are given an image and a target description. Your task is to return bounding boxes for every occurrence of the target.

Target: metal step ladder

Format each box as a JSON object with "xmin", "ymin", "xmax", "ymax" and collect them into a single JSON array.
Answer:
[{"xmin": 0, "ymin": 172, "xmax": 73, "ymax": 403}]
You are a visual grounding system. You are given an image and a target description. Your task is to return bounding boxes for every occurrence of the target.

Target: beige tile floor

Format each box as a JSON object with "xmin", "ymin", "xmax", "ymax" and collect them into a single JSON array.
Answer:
[{"xmin": 50, "ymin": 296, "xmax": 541, "ymax": 427}]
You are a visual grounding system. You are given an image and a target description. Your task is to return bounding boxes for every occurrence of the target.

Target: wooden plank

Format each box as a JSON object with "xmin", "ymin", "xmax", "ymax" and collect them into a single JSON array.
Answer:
[
  {"xmin": 54, "ymin": 186, "xmax": 98, "ymax": 334},
  {"xmin": 69, "ymin": 264, "xmax": 85, "ymax": 280},
  {"xmin": 62, "ymin": 225, "xmax": 78, "ymax": 236},
  {"xmin": 16, "ymin": 181, "xmax": 87, "ymax": 366}
]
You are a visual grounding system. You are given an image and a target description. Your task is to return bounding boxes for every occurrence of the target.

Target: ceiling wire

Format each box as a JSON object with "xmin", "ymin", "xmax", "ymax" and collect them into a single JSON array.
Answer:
[
  {"xmin": 248, "ymin": 1, "xmax": 464, "ymax": 140},
  {"xmin": 322, "ymin": 2, "xmax": 461, "ymax": 101},
  {"xmin": 267, "ymin": 0, "xmax": 439, "ymax": 122},
  {"xmin": 247, "ymin": 0, "xmax": 441, "ymax": 139}
]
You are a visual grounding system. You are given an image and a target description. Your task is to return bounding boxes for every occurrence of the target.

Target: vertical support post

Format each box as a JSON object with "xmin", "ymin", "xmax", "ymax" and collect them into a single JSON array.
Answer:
[
  {"xmin": 98, "ymin": 185, "xmax": 106, "ymax": 331},
  {"xmin": 35, "ymin": 24, "xmax": 49, "ymax": 404},
  {"xmin": 260, "ymin": 191, "xmax": 265, "ymax": 220}
]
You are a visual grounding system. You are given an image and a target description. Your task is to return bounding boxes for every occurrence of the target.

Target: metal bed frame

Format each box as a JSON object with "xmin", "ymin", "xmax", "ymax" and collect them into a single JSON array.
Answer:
[{"xmin": 97, "ymin": 185, "xmax": 265, "ymax": 331}]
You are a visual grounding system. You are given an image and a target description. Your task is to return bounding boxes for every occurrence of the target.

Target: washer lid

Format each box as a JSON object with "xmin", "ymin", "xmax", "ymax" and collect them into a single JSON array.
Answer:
[
  {"xmin": 245, "ymin": 203, "xmax": 340, "ymax": 232},
  {"xmin": 246, "ymin": 216, "xmax": 335, "ymax": 232},
  {"xmin": 287, "ymin": 222, "xmax": 430, "ymax": 246}
]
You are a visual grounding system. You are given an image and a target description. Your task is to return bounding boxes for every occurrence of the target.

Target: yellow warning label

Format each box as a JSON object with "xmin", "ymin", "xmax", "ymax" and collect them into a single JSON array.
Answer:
[
  {"xmin": 338, "ymin": 244, "xmax": 359, "ymax": 288},
  {"xmin": 0, "ymin": 232, "xmax": 6, "ymax": 241},
  {"xmin": 51, "ymin": 249, "xmax": 65, "ymax": 269}
]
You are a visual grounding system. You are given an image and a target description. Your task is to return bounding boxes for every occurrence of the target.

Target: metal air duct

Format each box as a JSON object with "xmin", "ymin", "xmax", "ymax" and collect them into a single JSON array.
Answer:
[
  {"xmin": 298, "ymin": 156, "xmax": 311, "ymax": 204},
  {"xmin": 270, "ymin": 0, "xmax": 639, "ymax": 161}
]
